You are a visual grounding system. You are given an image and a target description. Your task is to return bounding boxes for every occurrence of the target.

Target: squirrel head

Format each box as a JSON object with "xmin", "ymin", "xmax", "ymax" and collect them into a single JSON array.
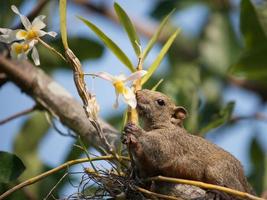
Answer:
[{"xmin": 136, "ymin": 89, "xmax": 187, "ymax": 129}]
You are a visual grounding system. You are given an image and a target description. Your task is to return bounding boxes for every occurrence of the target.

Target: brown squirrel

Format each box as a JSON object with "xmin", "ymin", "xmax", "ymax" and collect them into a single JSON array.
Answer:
[{"xmin": 123, "ymin": 89, "xmax": 254, "ymax": 198}]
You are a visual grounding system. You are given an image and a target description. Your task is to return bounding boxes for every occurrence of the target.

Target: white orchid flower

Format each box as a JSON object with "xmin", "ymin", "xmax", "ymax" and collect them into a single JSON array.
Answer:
[
  {"xmin": 10, "ymin": 40, "xmax": 33, "ymax": 61},
  {"xmin": 0, "ymin": 5, "xmax": 57, "ymax": 65},
  {"xmin": 0, "ymin": 5, "xmax": 56, "ymax": 44},
  {"xmin": 95, "ymin": 70, "xmax": 147, "ymax": 108}
]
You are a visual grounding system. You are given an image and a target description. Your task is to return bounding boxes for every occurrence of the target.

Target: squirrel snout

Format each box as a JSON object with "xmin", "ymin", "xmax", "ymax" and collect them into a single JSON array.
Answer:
[{"xmin": 136, "ymin": 90, "xmax": 149, "ymax": 104}]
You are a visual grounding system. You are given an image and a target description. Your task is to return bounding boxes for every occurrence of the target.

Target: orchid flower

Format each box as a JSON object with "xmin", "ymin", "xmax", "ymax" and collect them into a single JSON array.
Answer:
[
  {"xmin": 10, "ymin": 40, "xmax": 34, "ymax": 61},
  {"xmin": 0, "ymin": 5, "xmax": 57, "ymax": 65},
  {"xmin": 95, "ymin": 70, "xmax": 147, "ymax": 108}
]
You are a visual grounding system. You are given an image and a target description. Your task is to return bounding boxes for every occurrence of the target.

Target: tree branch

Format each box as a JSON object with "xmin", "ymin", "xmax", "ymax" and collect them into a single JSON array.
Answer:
[{"xmin": 0, "ymin": 54, "xmax": 119, "ymax": 150}]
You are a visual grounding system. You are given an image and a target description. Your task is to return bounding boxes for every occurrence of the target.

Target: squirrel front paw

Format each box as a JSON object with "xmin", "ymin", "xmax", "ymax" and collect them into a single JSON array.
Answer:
[
  {"xmin": 124, "ymin": 122, "xmax": 141, "ymax": 135},
  {"xmin": 122, "ymin": 122, "xmax": 143, "ymax": 145}
]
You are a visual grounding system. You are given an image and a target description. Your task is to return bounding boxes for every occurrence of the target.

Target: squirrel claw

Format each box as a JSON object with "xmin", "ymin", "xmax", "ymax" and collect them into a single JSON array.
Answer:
[
  {"xmin": 124, "ymin": 122, "xmax": 141, "ymax": 134},
  {"xmin": 121, "ymin": 132, "xmax": 138, "ymax": 145}
]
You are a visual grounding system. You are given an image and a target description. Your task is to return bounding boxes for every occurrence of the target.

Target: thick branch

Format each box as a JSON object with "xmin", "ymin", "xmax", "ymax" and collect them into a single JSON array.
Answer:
[{"xmin": 0, "ymin": 54, "xmax": 119, "ymax": 150}]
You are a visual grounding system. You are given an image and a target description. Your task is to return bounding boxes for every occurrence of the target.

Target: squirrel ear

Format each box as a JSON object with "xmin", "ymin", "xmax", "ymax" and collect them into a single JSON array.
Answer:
[{"xmin": 174, "ymin": 106, "xmax": 187, "ymax": 120}]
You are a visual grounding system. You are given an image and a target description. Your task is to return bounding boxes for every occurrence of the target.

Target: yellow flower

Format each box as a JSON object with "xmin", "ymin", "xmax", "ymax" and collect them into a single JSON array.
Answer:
[{"xmin": 95, "ymin": 70, "xmax": 147, "ymax": 108}]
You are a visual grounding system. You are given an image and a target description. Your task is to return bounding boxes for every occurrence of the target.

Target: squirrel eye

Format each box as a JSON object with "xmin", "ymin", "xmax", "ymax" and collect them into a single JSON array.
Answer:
[{"xmin": 156, "ymin": 99, "xmax": 165, "ymax": 106}]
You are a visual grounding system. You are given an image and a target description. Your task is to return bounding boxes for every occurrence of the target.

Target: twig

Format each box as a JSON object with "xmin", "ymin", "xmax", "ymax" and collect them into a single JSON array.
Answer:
[
  {"xmin": 230, "ymin": 113, "xmax": 267, "ymax": 123},
  {"xmin": 45, "ymin": 113, "xmax": 76, "ymax": 138},
  {"xmin": 44, "ymin": 172, "xmax": 68, "ymax": 200},
  {"xmin": 0, "ymin": 105, "xmax": 37, "ymax": 125},
  {"xmin": 0, "ymin": 155, "xmax": 130, "ymax": 199},
  {"xmin": 38, "ymin": 38, "xmax": 67, "ymax": 62},
  {"xmin": 135, "ymin": 186, "xmax": 179, "ymax": 200},
  {"xmin": 147, "ymin": 176, "xmax": 265, "ymax": 200}
]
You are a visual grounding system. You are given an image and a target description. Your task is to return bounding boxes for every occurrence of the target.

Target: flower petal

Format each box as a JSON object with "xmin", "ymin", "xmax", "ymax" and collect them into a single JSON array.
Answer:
[
  {"xmin": 124, "ymin": 70, "xmax": 147, "ymax": 82},
  {"xmin": 37, "ymin": 30, "xmax": 57, "ymax": 38},
  {"xmin": 32, "ymin": 15, "xmax": 46, "ymax": 30},
  {"xmin": 11, "ymin": 5, "xmax": 32, "ymax": 30},
  {"xmin": 95, "ymin": 72, "xmax": 116, "ymax": 82},
  {"xmin": 122, "ymin": 87, "xmax": 137, "ymax": 108},
  {"xmin": 31, "ymin": 46, "xmax": 40, "ymax": 65},
  {"xmin": 113, "ymin": 92, "xmax": 120, "ymax": 109},
  {"xmin": 116, "ymin": 74, "xmax": 127, "ymax": 81},
  {"xmin": 0, "ymin": 28, "xmax": 19, "ymax": 43},
  {"xmin": 0, "ymin": 28, "xmax": 13, "ymax": 34},
  {"xmin": 17, "ymin": 52, "xmax": 28, "ymax": 61},
  {"xmin": 46, "ymin": 31, "xmax": 57, "ymax": 37},
  {"xmin": 16, "ymin": 30, "xmax": 27, "ymax": 40}
]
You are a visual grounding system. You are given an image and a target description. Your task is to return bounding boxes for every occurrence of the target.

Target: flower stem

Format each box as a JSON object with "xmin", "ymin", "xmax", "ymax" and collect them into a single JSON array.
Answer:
[{"xmin": 37, "ymin": 38, "xmax": 67, "ymax": 62}]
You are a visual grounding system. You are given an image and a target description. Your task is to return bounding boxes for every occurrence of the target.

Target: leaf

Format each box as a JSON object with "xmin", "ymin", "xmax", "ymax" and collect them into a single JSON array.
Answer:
[
  {"xmin": 240, "ymin": 0, "xmax": 267, "ymax": 48},
  {"xmin": 142, "ymin": 29, "xmax": 180, "ymax": 85},
  {"xmin": 248, "ymin": 137, "xmax": 265, "ymax": 195},
  {"xmin": 143, "ymin": 9, "xmax": 175, "ymax": 60},
  {"xmin": 78, "ymin": 16, "xmax": 135, "ymax": 72},
  {"xmin": 59, "ymin": 0, "xmax": 68, "ymax": 49},
  {"xmin": 151, "ymin": 79, "xmax": 164, "ymax": 91},
  {"xmin": 199, "ymin": 101, "xmax": 235, "ymax": 135},
  {"xmin": 114, "ymin": 3, "xmax": 141, "ymax": 57},
  {"xmin": 0, "ymin": 151, "xmax": 25, "ymax": 183},
  {"xmin": 230, "ymin": 0, "xmax": 267, "ymax": 82}
]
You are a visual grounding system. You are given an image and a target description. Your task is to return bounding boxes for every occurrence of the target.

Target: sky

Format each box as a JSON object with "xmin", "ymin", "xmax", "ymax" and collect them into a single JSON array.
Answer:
[{"xmin": 0, "ymin": 0, "xmax": 267, "ymax": 197}]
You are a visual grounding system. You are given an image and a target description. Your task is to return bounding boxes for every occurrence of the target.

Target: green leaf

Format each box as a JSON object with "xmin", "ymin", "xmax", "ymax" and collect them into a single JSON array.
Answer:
[
  {"xmin": 151, "ymin": 79, "xmax": 164, "ymax": 91},
  {"xmin": 248, "ymin": 137, "xmax": 265, "ymax": 195},
  {"xmin": 230, "ymin": 0, "xmax": 267, "ymax": 82},
  {"xmin": 59, "ymin": 0, "xmax": 69, "ymax": 49},
  {"xmin": 142, "ymin": 29, "xmax": 180, "ymax": 84},
  {"xmin": 78, "ymin": 16, "xmax": 135, "ymax": 72},
  {"xmin": 240, "ymin": 0, "xmax": 267, "ymax": 48},
  {"xmin": 199, "ymin": 101, "xmax": 235, "ymax": 135},
  {"xmin": 143, "ymin": 9, "xmax": 175, "ymax": 60},
  {"xmin": 114, "ymin": 3, "xmax": 141, "ymax": 57},
  {"xmin": 0, "ymin": 151, "xmax": 25, "ymax": 183}
]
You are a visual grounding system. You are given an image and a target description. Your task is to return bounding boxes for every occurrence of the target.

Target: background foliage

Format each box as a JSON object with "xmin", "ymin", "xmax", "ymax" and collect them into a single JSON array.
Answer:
[{"xmin": 0, "ymin": 0, "xmax": 267, "ymax": 198}]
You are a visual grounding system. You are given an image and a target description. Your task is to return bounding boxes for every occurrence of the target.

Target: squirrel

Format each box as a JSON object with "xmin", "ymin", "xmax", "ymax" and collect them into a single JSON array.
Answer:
[{"xmin": 123, "ymin": 89, "xmax": 254, "ymax": 198}]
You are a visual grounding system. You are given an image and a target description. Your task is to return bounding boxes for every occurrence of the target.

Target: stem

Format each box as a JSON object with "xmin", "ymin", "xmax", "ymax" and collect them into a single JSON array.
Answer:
[
  {"xmin": 38, "ymin": 38, "xmax": 67, "ymax": 62},
  {"xmin": 135, "ymin": 186, "xmax": 179, "ymax": 200},
  {"xmin": 128, "ymin": 56, "xmax": 143, "ymax": 124},
  {"xmin": 147, "ymin": 176, "xmax": 265, "ymax": 200},
  {"xmin": 0, "ymin": 155, "xmax": 130, "ymax": 199},
  {"xmin": 0, "ymin": 105, "xmax": 37, "ymax": 125}
]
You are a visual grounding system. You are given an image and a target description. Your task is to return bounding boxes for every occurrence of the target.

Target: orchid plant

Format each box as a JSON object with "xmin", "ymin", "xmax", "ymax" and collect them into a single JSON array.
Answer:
[{"xmin": 0, "ymin": 2, "xmax": 178, "ymax": 122}]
